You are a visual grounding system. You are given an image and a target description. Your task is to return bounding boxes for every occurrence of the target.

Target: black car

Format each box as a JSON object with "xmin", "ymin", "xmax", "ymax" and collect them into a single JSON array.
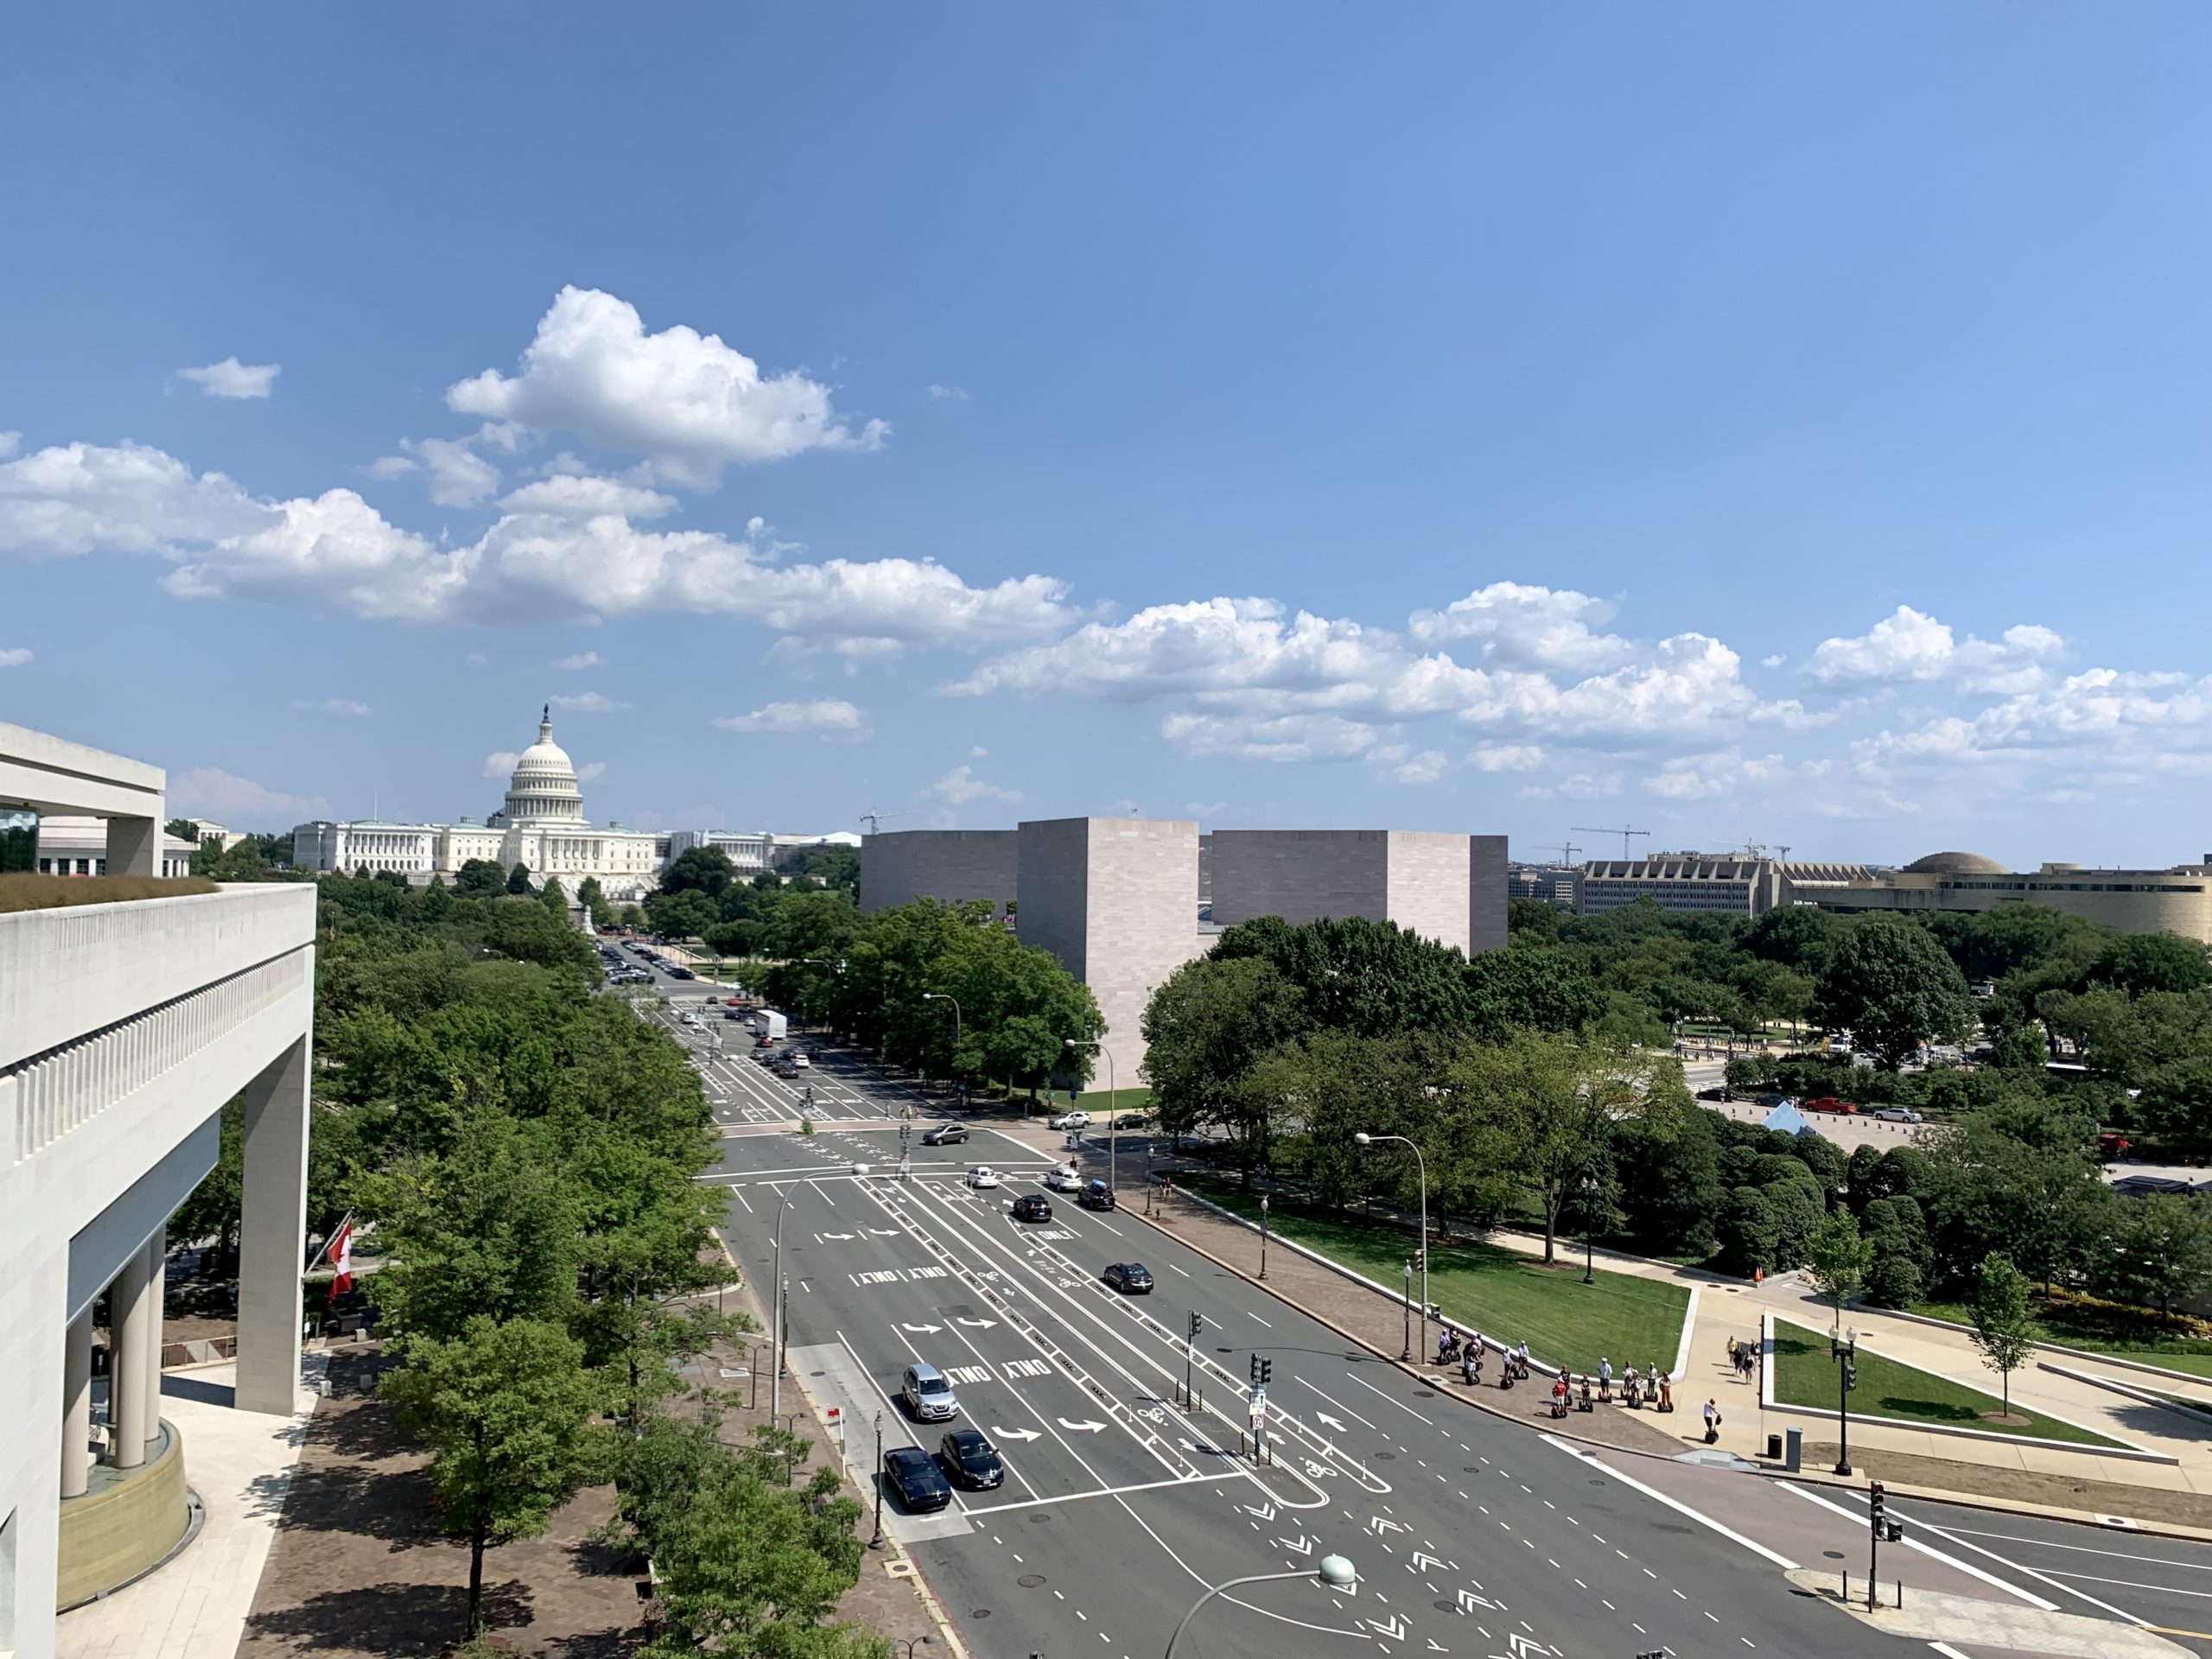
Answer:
[
  {"xmin": 938, "ymin": 1428, "xmax": 1004, "ymax": 1490},
  {"xmin": 668, "ymin": 965, "xmax": 696, "ymax": 980},
  {"xmin": 1113, "ymin": 1113, "xmax": 1147, "ymax": 1129},
  {"xmin": 1010, "ymin": 1193, "xmax": 1052, "ymax": 1223},
  {"xmin": 1078, "ymin": 1179, "xmax": 1116, "ymax": 1211},
  {"xmin": 882, "ymin": 1446, "xmax": 952, "ymax": 1512},
  {"xmin": 1103, "ymin": 1262, "xmax": 1154, "ymax": 1294},
  {"xmin": 921, "ymin": 1122, "xmax": 969, "ymax": 1147}
]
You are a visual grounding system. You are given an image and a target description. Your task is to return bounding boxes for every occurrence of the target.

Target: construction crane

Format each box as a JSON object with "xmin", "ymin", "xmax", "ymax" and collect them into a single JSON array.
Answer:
[
  {"xmin": 1573, "ymin": 825, "xmax": 1650, "ymax": 861},
  {"xmin": 1529, "ymin": 842, "xmax": 1582, "ymax": 868},
  {"xmin": 859, "ymin": 809, "xmax": 917, "ymax": 836}
]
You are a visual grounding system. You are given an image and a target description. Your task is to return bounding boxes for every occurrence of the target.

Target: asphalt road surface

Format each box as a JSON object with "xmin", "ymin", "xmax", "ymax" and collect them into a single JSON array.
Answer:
[{"xmin": 622, "ymin": 971, "xmax": 2212, "ymax": 1659}]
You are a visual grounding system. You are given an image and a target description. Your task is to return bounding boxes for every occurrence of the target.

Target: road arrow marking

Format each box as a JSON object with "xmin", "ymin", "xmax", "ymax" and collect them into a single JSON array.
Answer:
[
  {"xmin": 900, "ymin": 1322, "xmax": 943, "ymax": 1333},
  {"xmin": 1242, "ymin": 1501, "xmax": 1277, "ymax": 1522},
  {"xmin": 1413, "ymin": 1551, "xmax": 1452, "ymax": 1573},
  {"xmin": 1058, "ymin": 1418, "xmax": 1107, "ymax": 1433},
  {"xmin": 956, "ymin": 1317, "xmax": 999, "ymax": 1328},
  {"xmin": 867, "ymin": 1227, "xmax": 900, "ymax": 1236},
  {"xmin": 1278, "ymin": 1534, "xmax": 1313, "ymax": 1555},
  {"xmin": 1507, "ymin": 1634, "xmax": 1543, "ymax": 1657},
  {"xmin": 1366, "ymin": 1516, "xmax": 1408, "ymax": 1536},
  {"xmin": 817, "ymin": 1231, "xmax": 855, "ymax": 1240},
  {"xmin": 1363, "ymin": 1613, "xmax": 1408, "ymax": 1641},
  {"xmin": 1314, "ymin": 1411, "xmax": 1349, "ymax": 1432},
  {"xmin": 992, "ymin": 1427, "xmax": 1040, "ymax": 1442}
]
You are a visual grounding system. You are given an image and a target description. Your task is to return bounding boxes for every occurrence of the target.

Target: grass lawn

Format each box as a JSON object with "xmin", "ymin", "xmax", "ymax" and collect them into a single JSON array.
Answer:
[
  {"xmin": 1770, "ymin": 1319, "xmax": 2122, "ymax": 1447},
  {"xmin": 1074, "ymin": 1085, "xmax": 1154, "ymax": 1115},
  {"xmin": 1913, "ymin": 1300, "xmax": 2212, "ymax": 1380},
  {"xmin": 1179, "ymin": 1174, "xmax": 1689, "ymax": 1376}
]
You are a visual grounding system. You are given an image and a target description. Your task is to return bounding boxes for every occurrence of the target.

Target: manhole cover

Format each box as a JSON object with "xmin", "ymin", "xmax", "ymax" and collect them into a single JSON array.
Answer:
[
  {"xmin": 809, "ymin": 1370, "xmax": 826, "ymax": 1377},
  {"xmin": 1464, "ymin": 1465, "xmax": 1480, "ymax": 1473},
  {"xmin": 1822, "ymin": 1550, "xmax": 1846, "ymax": 1560},
  {"xmin": 1653, "ymin": 1522, "xmax": 1694, "ymax": 1535},
  {"xmin": 1017, "ymin": 1574, "xmax": 1047, "ymax": 1588},
  {"xmin": 1373, "ymin": 1452, "xmax": 1396, "ymax": 1461},
  {"xmin": 971, "ymin": 1607, "xmax": 992, "ymax": 1618},
  {"xmin": 1435, "ymin": 1599, "xmax": 1461, "ymax": 1614},
  {"xmin": 1028, "ymin": 1513, "xmax": 1052, "ymax": 1524},
  {"xmin": 1414, "ymin": 1389, "xmax": 1436, "ymax": 1397},
  {"xmin": 1588, "ymin": 1478, "xmax": 1606, "ymax": 1486}
]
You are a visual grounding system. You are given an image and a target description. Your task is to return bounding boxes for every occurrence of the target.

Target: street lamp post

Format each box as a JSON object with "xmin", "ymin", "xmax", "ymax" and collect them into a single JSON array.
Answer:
[
  {"xmin": 1357, "ymin": 1132, "xmax": 1428, "ymax": 1359},
  {"xmin": 870, "ymin": 1409, "xmax": 886, "ymax": 1548},
  {"xmin": 1162, "ymin": 1557, "xmax": 1357, "ymax": 1659},
  {"xmin": 1065, "ymin": 1037, "xmax": 1118, "ymax": 1198},
  {"xmin": 921, "ymin": 993, "xmax": 962, "ymax": 1099},
  {"xmin": 1401, "ymin": 1260, "xmax": 1412, "ymax": 1360},
  {"xmin": 1259, "ymin": 1193, "xmax": 1269, "ymax": 1281},
  {"xmin": 891, "ymin": 1640, "xmax": 932, "ymax": 1659},
  {"xmin": 771, "ymin": 1193, "xmax": 796, "ymax": 1419},
  {"xmin": 1580, "ymin": 1172, "xmax": 1598, "ymax": 1287},
  {"xmin": 1831, "ymin": 1327, "xmax": 1858, "ymax": 1476}
]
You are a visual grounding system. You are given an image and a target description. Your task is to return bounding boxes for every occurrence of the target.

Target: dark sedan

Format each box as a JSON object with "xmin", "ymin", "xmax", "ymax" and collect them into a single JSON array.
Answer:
[
  {"xmin": 921, "ymin": 1122, "xmax": 969, "ymax": 1147},
  {"xmin": 1078, "ymin": 1179, "xmax": 1116, "ymax": 1211},
  {"xmin": 1011, "ymin": 1193, "xmax": 1052, "ymax": 1223},
  {"xmin": 883, "ymin": 1446, "xmax": 952, "ymax": 1512},
  {"xmin": 938, "ymin": 1428, "xmax": 1004, "ymax": 1490},
  {"xmin": 1102, "ymin": 1262, "xmax": 1154, "ymax": 1294}
]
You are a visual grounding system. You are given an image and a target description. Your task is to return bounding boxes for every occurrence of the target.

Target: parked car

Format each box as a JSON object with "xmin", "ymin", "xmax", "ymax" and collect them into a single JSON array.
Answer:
[
  {"xmin": 1043, "ymin": 1165, "xmax": 1084, "ymax": 1192},
  {"xmin": 668, "ymin": 965, "xmax": 696, "ymax": 980},
  {"xmin": 1802, "ymin": 1096, "xmax": 1858, "ymax": 1115},
  {"xmin": 1078, "ymin": 1179, "xmax": 1116, "ymax": 1211},
  {"xmin": 965, "ymin": 1166, "xmax": 1002, "ymax": 1190},
  {"xmin": 1113, "ymin": 1112, "xmax": 1147, "ymax": 1129},
  {"xmin": 1102, "ymin": 1262, "xmax": 1154, "ymax": 1294},
  {"xmin": 787, "ymin": 1052, "xmax": 811, "ymax": 1069},
  {"xmin": 882, "ymin": 1446, "xmax": 953, "ymax": 1512},
  {"xmin": 1872, "ymin": 1107, "xmax": 1922, "ymax": 1123},
  {"xmin": 1694, "ymin": 1085, "xmax": 1733, "ymax": 1102},
  {"xmin": 1047, "ymin": 1109, "xmax": 1091, "ymax": 1131},
  {"xmin": 900, "ymin": 1362, "xmax": 961, "ymax": 1421},
  {"xmin": 938, "ymin": 1429, "xmax": 1004, "ymax": 1490},
  {"xmin": 1011, "ymin": 1193, "xmax": 1052, "ymax": 1223},
  {"xmin": 921, "ymin": 1123, "xmax": 969, "ymax": 1147},
  {"xmin": 2098, "ymin": 1133, "xmax": 2133, "ymax": 1160}
]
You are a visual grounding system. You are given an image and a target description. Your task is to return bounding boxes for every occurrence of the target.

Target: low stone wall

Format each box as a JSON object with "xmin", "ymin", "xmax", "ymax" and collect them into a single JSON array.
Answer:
[{"xmin": 57, "ymin": 1420, "xmax": 192, "ymax": 1610}]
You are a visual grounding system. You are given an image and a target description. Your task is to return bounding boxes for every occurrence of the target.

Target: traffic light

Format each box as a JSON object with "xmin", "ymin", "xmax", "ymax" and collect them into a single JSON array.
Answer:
[
  {"xmin": 1869, "ymin": 1482, "xmax": 1885, "ymax": 1529},
  {"xmin": 1188, "ymin": 1312, "xmax": 1204, "ymax": 1342},
  {"xmin": 1249, "ymin": 1357, "xmax": 1272, "ymax": 1388},
  {"xmin": 1250, "ymin": 1354, "xmax": 1261, "ymax": 1385},
  {"xmin": 1845, "ymin": 1360, "xmax": 1859, "ymax": 1392}
]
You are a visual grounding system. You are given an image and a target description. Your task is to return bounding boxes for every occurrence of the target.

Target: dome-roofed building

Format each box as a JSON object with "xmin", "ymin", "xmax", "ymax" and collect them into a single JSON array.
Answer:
[
  {"xmin": 1900, "ymin": 850, "xmax": 2010, "ymax": 877},
  {"xmin": 291, "ymin": 707, "xmax": 666, "ymax": 898}
]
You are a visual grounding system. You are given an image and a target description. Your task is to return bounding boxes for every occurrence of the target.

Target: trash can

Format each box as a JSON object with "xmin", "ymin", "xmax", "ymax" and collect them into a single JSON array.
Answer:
[
  {"xmin": 1765, "ymin": 1433, "xmax": 1783, "ymax": 1460},
  {"xmin": 1783, "ymin": 1427, "xmax": 1803, "ymax": 1472}
]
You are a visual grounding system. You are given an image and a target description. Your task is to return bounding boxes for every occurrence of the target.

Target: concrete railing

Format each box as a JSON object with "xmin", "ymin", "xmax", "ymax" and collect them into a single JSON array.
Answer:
[{"xmin": 0, "ymin": 884, "xmax": 315, "ymax": 1072}]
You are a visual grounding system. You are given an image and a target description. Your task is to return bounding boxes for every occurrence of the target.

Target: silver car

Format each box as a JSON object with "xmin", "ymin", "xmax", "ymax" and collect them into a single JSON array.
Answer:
[{"xmin": 902, "ymin": 1362, "xmax": 961, "ymax": 1422}]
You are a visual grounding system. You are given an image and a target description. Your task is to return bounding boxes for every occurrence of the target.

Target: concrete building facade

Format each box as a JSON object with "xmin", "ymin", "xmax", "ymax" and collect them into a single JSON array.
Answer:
[
  {"xmin": 1804, "ymin": 850, "xmax": 2212, "ymax": 942},
  {"xmin": 858, "ymin": 830, "xmax": 1020, "ymax": 917},
  {"xmin": 0, "ymin": 720, "xmax": 315, "ymax": 1659},
  {"xmin": 1576, "ymin": 853, "xmax": 1877, "ymax": 918},
  {"xmin": 1208, "ymin": 830, "xmax": 1507, "ymax": 957}
]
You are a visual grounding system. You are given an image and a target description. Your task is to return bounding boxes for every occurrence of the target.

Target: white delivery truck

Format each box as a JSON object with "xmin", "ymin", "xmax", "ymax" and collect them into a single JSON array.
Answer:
[{"xmin": 752, "ymin": 1008, "xmax": 788, "ymax": 1045}]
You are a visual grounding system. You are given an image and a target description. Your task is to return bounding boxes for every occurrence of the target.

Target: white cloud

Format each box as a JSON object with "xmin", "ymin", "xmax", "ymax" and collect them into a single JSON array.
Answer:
[
  {"xmin": 928, "ymin": 384, "xmax": 969, "ymax": 402},
  {"xmin": 410, "ymin": 435, "xmax": 501, "ymax": 507},
  {"xmin": 552, "ymin": 650, "xmax": 603, "ymax": 671},
  {"xmin": 1805, "ymin": 605, "xmax": 2065, "ymax": 694},
  {"xmin": 550, "ymin": 691, "xmax": 626, "ymax": 713},
  {"xmin": 292, "ymin": 697, "xmax": 372, "ymax": 716},
  {"xmin": 1470, "ymin": 743, "xmax": 1544, "ymax": 772},
  {"xmin": 163, "ymin": 488, "xmax": 461, "ymax": 621},
  {"xmin": 0, "ymin": 646, "xmax": 30, "ymax": 668},
  {"xmin": 0, "ymin": 439, "xmax": 270, "ymax": 557},
  {"xmin": 1760, "ymin": 653, "xmax": 1786, "ymax": 670},
  {"xmin": 168, "ymin": 766, "xmax": 328, "ymax": 825},
  {"xmin": 1389, "ymin": 749, "xmax": 1447, "ymax": 785},
  {"xmin": 969, "ymin": 745, "xmax": 988, "ymax": 758},
  {"xmin": 711, "ymin": 699, "xmax": 872, "ymax": 741},
  {"xmin": 446, "ymin": 286, "xmax": 885, "ymax": 488},
  {"xmin": 500, "ymin": 474, "xmax": 677, "ymax": 520},
  {"xmin": 1406, "ymin": 582, "xmax": 1631, "ymax": 671},
  {"xmin": 483, "ymin": 750, "xmax": 520, "ymax": 779},
  {"xmin": 1515, "ymin": 772, "xmax": 1621, "ymax": 802},
  {"xmin": 926, "ymin": 764, "xmax": 1021, "ymax": 805},
  {"xmin": 365, "ymin": 454, "xmax": 418, "ymax": 480},
  {"xmin": 177, "ymin": 358, "xmax": 280, "ymax": 399},
  {"xmin": 1160, "ymin": 711, "xmax": 1380, "ymax": 764},
  {"xmin": 465, "ymin": 652, "xmax": 486, "ymax": 666},
  {"xmin": 1642, "ymin": 750, "xmax": 1787, "ymax": 800},
  {"xmin": 0, "ymin": 433, "xmax": 19, "ymax": 458},
  {"xmin": 575, "ymin": 760, "xmax": 607, "ymax": 783}
]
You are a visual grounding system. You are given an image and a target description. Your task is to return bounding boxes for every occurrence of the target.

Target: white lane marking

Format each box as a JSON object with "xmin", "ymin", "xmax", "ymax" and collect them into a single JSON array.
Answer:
[
  {"xmin": 1919, "ymin": 1523, "xmax": 2212, "ymax": 1573},
  {"xmin": 734, "ymin": 1191, "xmax": 754, "ymax": 1214},
  {"xmin": 1537, "ymin": 1434, "xmax": 1796, "ymax": 1570},
  {"xmin": 1292, "ymin": 1377, "xmax": 1379, "ymax": 1432},
  {"xmin": 1928, "ymin": 1644, "xmax": 1974, "ymax": 1659},
  {"xmin": 1249, "ymin": 1310, "xmax": 1274, "ymax": 1327},
  {"xmin": 1345, "ymin": 1373, "xmax": 1435, "ymax": 1426},
  {"xmin": 1781, "ymin": 1485, "xmax": 2056, "ymax": 1610},
  {"xmin": 1166, "ymin": 1262, "xmax": 1191, "ymax": 1276}
]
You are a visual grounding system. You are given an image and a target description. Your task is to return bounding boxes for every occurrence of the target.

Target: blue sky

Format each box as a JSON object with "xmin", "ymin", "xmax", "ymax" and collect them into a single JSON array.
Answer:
[{"xmin": 6, "ymin": 5, "xmax": 2211, "ymax": 866}]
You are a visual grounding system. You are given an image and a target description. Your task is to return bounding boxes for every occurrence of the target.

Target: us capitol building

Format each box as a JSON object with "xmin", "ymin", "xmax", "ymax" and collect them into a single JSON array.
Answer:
[{"xmin": 290, "ymin": 707, "xmax": 666, "ymax": 898}]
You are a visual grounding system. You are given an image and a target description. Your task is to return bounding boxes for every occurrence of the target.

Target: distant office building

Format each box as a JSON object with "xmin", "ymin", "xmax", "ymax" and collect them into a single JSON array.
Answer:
[
  {"xmin": 859, "ymin": 829, "xmax": 1020, "ymax": 915},
  {"xmin": 1577, "ymin": 853, "xmax": 1874, "ymax": 919},
  {"xmin": 865, "ymin": 817, "xmax": 1510, "ymax": 1081},
  {"xmin": 24, "ymin": 816, "xmax": 198, "ymax": 878},
  {"xmin": 1805, "ymin": 850, "xmax": 2212, "ymax": 943},
  {"xmin": 666, "ymin": 828, "xmax": 863, "ymax": 880},
  {"xmin": 1509, "ymin": 862, "xmax": 1581, "ymax": 910}
]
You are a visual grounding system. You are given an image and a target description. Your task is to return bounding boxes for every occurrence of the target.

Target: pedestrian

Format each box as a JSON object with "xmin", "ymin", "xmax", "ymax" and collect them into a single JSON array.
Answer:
[
  {"xmin": 1725, "ymin": 1334, "xmax": 1738, "ymax": 1368},
  {"xmin": 1598, "ymin": 1356, "xmax": 1613, "ymax": 1402},
  {"xmin": 1702, "ymin": 1397, "xmax": 1720, "ymax": 1444}
]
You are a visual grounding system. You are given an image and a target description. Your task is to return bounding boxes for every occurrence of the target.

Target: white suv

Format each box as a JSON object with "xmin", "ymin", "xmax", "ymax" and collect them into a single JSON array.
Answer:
[{"xmin": 1047, "ymin": 1109, "xmax": 1090, "ymax": 1131}]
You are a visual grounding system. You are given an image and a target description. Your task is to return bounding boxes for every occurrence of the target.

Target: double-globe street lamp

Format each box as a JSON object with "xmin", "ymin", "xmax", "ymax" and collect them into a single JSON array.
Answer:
[
  {"xmin": 1065, "ymin": 1037, "xmax": 1119, "ymax": 1199},
  {"xmin": 1355, "ymin": 1132, "xmax": 1428, "ymax": 1360},
  {"xmin": 1163, "ymin": 1556, "xmax": 1358, "ymax": 1658}
]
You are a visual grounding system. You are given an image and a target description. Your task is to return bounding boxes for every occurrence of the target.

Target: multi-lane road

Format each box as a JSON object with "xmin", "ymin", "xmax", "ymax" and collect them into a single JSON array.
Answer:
[{"xmin": 623, "ymin": 963, "xmax": 2212, "ymax": 1659}]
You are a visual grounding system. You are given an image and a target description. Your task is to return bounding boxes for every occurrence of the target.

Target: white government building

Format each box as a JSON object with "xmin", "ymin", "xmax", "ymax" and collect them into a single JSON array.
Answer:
[{"xmin": 290, "ymin": 707, "xmax": 666, "ymax": 897}]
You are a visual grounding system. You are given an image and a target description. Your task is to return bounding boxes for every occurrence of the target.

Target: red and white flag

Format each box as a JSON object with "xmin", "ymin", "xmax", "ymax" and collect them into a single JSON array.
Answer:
[{"xmin": 328, "ymin": 1219, "xmax": 354, "ymax": 1296}]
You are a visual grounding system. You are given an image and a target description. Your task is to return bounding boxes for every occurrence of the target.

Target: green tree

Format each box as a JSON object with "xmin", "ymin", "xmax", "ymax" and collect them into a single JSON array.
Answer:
[
  {"xmin": 2139, "ymin": 1057, "xmax": 2212, "ymax": 1154},
  {"xmin": 1462, "ymin": 944, "xmax": 1606, "ymax": 1039},
  {"xmin": 660, "ymin": 845, "xmax": 737, "ymax": 899},
  {"xmin": 505, "ymin": 861, "xmax": 534, "ymax": 894},
  {"xmin": 1744, "ymin": 904, "xmax": 1840, "ymax": 979},
  {"xmin": 540, "ymin": 875, "xmax": 569, "ymax": 918},
  {"xmin": 1805, "ymin": 1211, "xmax": 1873, "ymax": 1331},
  {"xmin": 645, "ymin": 887, "xmax": 718, "ymax": 941},
  {"xmin": 575, "ymin": 874, "xmax": 613, "ymax": 928},
  {"xmin": 2094, "ymin": 1195, "xmax": 2212, "ymax": 1320},
  {"xmin": 1613, "ymin": 1106, "xmax": 1726, "ymax": 1255},
  {"xmin": 1212, "ymin": 913, "xmax": 1470, "ymax": 1037},
  {"xmin": 1968, "ymin": 1252, "xmax": 2037, "ymax": 1418},
  {"xmin": 1718, "ymin": 1185, "xmax": 1778, "ymax": 1274},
  {"xmin": 383, "ymin": 1316, "xmax": 601, "ymax": 1641},
  {"xmin": 165, "ymin": 817, "xmax": 201, "ymax": 842},
  {"xmin": 456, "ymin": 858, "xmax": 507, "ymax": 897},
  {"xmin": 1141, "ymin": 956, "xmax": 1309, "ymax": 1161},
  {"xmin": 1813, "ymin": 917, "xmax": 1976, "ymax": 1070}
]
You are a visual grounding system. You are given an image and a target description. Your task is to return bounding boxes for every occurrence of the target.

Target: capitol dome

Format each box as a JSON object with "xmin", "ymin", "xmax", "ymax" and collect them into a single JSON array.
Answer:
[
  {"xmin": 1902, "ymin": 850, "xmax": 2009, "ymax": 877},
  {"xmin": 499, "ymin": 706, "xmax": 588, "ymax": 825}
]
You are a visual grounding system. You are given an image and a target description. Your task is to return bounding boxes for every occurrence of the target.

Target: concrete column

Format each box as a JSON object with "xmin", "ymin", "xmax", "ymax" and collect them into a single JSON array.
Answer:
[
  {"xmin": 105, "ymin": 812, "xmax": 162, "ymax": 877},
  {"xmin": 61, "ymin": 1307, "xmax": 94, "ymax": 1497},
  {"xmin": 143, "ymin": 1228, "xmax": 168, "ymax": 1445},
  {"xmin": 111, "ymin": 1245, "xmax": 156, "ymax": 1469},
  {"xmin": 238, "ymin": 1034, "xmax": 310, "ymax": 1414}
]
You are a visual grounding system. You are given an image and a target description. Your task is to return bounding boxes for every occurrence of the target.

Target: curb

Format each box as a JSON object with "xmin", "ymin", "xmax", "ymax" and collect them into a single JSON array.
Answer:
[
  {"xmin": 2041, "ymin": 1359, "xmax": 2212, "ymax": 1427},
  {"xmin": 1879, "ymin": 1305, "xmax": 2212, "ymax": 1394}
]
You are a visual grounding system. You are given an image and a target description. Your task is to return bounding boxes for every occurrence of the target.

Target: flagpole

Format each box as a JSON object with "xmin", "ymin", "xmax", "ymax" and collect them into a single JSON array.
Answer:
[{"xmin": 304, "ymin": 1211, "xmax": 356, "ymax": 1275}]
